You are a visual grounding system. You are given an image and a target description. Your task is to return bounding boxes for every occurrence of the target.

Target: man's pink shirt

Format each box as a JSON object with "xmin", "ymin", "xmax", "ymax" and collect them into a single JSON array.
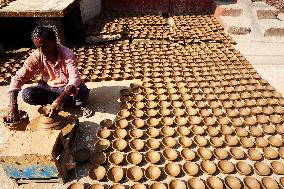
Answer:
[{"xmin": 8, "ymin": 44, "xmax": 82, "ymax": 93}]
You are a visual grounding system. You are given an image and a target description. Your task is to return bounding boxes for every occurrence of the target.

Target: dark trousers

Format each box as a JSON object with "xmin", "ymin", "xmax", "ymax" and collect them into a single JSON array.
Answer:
[{"xmin": 22, "ymin": 83, "xmax": 89, "ymax": 106}]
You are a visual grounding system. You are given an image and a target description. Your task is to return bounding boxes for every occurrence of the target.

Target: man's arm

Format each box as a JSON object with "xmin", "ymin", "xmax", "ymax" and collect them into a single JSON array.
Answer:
[
  {"xmin": 4, "ymin": 91, "xmax": 19, "ymax": 123},
  {"xmin": 5, "ymin": 53, "xmax": 38, "ymax": 122}
]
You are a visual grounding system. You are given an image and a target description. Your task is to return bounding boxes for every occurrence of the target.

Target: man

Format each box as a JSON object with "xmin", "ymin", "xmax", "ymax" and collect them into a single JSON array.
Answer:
[{"xmin": 5, "ymin": 25, "xmax": 91, "ymax": 123}]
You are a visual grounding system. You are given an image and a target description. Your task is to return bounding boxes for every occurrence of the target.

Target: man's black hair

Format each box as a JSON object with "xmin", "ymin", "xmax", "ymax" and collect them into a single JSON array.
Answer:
[{"xmin": 31, "ymin": 25, "xmax": 56, "ymax": 41}]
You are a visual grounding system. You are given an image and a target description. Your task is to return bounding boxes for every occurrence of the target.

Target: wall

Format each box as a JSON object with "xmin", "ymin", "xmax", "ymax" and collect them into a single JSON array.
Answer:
[{"xmin": 80, "ymin": 0, "xmax": 102, "ymax": 24}]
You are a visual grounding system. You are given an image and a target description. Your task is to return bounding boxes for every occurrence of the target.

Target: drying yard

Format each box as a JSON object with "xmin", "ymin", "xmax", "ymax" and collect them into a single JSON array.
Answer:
[{"xmin": 0, "ymin": 0, "xmax": 284, "ymax": 188}]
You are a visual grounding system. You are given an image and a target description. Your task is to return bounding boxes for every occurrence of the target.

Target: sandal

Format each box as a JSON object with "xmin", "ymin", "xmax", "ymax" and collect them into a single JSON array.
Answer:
[{"xmin": 80, "ymin": 106, "xmax": 93, "ymax": 118}]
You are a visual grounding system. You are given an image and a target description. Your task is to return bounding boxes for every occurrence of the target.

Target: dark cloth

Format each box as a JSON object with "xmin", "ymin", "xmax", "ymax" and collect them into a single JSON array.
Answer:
[{"xmin": 22, "ymin": 82, "xmax": 89, "ymax": 106}]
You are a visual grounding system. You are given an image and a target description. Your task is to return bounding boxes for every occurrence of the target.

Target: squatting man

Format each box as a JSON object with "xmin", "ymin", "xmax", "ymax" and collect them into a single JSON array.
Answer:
[{"xmin": 4, "ymin": 25, "xmax": 92, "ymax": 123}]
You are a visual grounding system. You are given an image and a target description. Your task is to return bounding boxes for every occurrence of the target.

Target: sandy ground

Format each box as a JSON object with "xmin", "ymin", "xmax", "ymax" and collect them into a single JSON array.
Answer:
[{"xmin": 0, "ymin": 80, "xmax": 140, "ymax": 189}]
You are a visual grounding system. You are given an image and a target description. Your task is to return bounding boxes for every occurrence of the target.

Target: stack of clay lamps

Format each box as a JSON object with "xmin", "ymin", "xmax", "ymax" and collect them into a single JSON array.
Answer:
[{"xmin": 85, "ymin": 40, "xmax": 284, "ymax": 188}]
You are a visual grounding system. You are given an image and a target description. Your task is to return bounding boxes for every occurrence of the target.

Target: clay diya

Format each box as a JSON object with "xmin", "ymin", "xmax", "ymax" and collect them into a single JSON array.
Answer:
[
  {"xmin": 254, "ymin": 162, "xmax": 271, "ymax": 176},
  {"xmin": 109, "ymin": 152, "xmax": 124, "ymax": 165},
  {"xmin": 126, "ymin": 166, "xmax": 143, "ymax": 182},
  {"xmin": 206, "ymin": 177, "xmax": 224, "ymax": 189},
  {"xmin": 107, "ymin": 166, "xmax": 124, "ymax": 182},
  {"xmin": 114, "ymin": 128, "xmax": 128, "ymax": 139},
  {"xmin": 145, "ymin": 150, "xmax": 161, "ymax": 164},
  {"xmin": 95, "ymin": 139, "xmax": 110, "ymax": 151},
  {"xmin": 162, "ymin": 137, "xmax": 177, "ymax": 148},
  {"xmin": 169, "ymin": 180, "xmax": 186, "ymax": 189},
  {"xmin": 163, "ymin": 148, "xmax": 179, "ymax": 161},
  {"xmin": 146, "ymin": 127, "xmax": 160, "ymax": 138},
  {"xmin": 165, "ymin": 162, "xmax": 181, "ymax": 177},
  {"xmin": 213, "ymin": 148, "xmax": 229, "ymax": 160},
  {"xmin": 181, "ymin": 148, "xmax": 195, "ymax": 161},
  {"xmin": 197, "ymin": 148, "xmax": 213, "ymax": 160},
  {"xmin": 150, "ymin": 183, "xmax": 167, "ymax": 189},
  {"xmin": 97, "ymin": 128, "xmax": 111, "ymax": 139},
  {"xmin": 217, "ymin": 160, "xmax": 235, "ymax": 174},
  {"xmin": 161, "ymin": 126, "xmax": 175, "ymax": 136},
  {"xmin": 68, "ymin": 183, "xmax": 84, "ymax": 189},
  {"xmin": 144, "ymin": 165, "xmax": 161, "ymax": 181},
  {"xmin": 130, "ymin": 139, "xmax": 144, "ymax": 151},
  {"xmin": 127, "ymin": 151, "xmax": 142, "ymax": 165},
  {"xmin": 261, "ymin": 177, "xmax": 280, "ymax": 189},
  {"xmin": 200, "ymin": 161, "xmax": 217, "ymax": 175},
  {"xmin": 146, "ymin": 138, "xmax": 160, "ymax": 150},
  {"xmin": 112, "ymin": 139, "xmax": 127, "ymax": 151},
  {"xmin": 179, "ymin": 136, "xmax": 192, "ymax": 148},
  {"xmin": 129, "ymin": 129, "xmax": 143, "ymax": 138},
  {"xmin": 188, "ymin": 178, "xmax": 206, "ymax": 189},
  {"xmin": 271, "ymin": 161, "xmax": 284, "ymax": 174},
  {"xmin": 244, "ymin": 177, "xmax": 261, "ymax": 189},
  {"xmin": 230, "ymin": 148, "xmax": 245, "ymax": 160},
  {"xmin": 89, "ymin": 165, "xmax": 106, "ymax": 181},
  {"xmin": 236, "ymin": 161, "xmax": 252, "ymax": 175},
  {"xmin": 177, "ymin": 126, "xmax": 191, "ymax": 136},
  {"xmin": 183, "ymin": 162, "xmax": 199, "ymax": 176},
  {"xmin": 130, "ymin": 184, "xmax": 146, "ymax": 189},
  {"xmin": 224, "ymin": 176, "xmax": 242, "ymax": 189}
]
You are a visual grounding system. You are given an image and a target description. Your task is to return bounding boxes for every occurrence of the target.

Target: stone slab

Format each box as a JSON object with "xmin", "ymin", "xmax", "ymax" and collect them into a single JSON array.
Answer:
[
  {"xmin": 0, "ymin": 0, "xmax": 79, "ymax": 17},
  {"xmin": 259, "ymin": 19, "xmax": 284, "ymax": 37},
  {"xmin": 220, "ymin": 16, "xmax": 251, "ymax": 35},
  {"xmin": 253, "ymin": 1, "xmax": 279, "ymax": 19}
]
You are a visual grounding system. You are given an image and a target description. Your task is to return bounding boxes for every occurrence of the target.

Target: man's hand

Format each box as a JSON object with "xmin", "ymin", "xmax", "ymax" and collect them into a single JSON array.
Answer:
[
  {"xmin": 47, "ymin": 85, "xmax": 75, "ymax": 117},
  {"xmin": 4, "ymin": 105, "xmax": 20, "ymax": 123},
  {"xmin": 47, "ymin": 100, "xmax": 63, "ymax": 117},
  {"xmin": 4, "ymin": 91, "xmax": 19, "ymax": 123}
]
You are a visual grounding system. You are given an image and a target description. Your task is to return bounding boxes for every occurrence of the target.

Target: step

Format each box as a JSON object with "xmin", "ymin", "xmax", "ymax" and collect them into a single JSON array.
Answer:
[
  {"xmin": 220, "ymin": 16, "xmax": 251, "ymax": 35},
  {"xmin": 253, "ymin": 1, "xmax": 279, "ymax": 19},
  {"xmin": 259, "ymin": 19, "xmax": 284, "ymax": 37},
  {"xmin": 215, "ymin": 1, "xmax": 243, "ymax": 17}
]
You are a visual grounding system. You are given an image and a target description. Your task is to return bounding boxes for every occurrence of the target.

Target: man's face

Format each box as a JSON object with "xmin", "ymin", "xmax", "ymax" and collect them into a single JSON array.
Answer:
[{"xmin": 32, "ymin": 38, "xmax": 57, "ymax": 58}]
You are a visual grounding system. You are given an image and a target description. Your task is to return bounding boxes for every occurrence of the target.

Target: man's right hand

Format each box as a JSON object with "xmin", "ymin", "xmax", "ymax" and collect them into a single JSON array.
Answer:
[
  {"xmin": 4, "ymin": 91, "xmax": 20, "ymax": 123},
  {"xmin": 4, "ymin": 105, "xmax": 20, "ymax": 123}
]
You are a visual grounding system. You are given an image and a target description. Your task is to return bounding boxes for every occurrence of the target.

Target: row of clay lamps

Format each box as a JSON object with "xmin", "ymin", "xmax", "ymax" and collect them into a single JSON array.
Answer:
[
  {"xmin": 69, "ymin": 176, "xmax": 284, "ymax": 189},
  {"xmin": 97, "ymin": 118, "xmax": 283, "ymax": 152},
  {"xmin": 72, "ymin": 42, "xmax": 240, "ymax": 57},
  {"xmin": 87, "ymin": 14, "xmax": 233, "ymax": 43}
]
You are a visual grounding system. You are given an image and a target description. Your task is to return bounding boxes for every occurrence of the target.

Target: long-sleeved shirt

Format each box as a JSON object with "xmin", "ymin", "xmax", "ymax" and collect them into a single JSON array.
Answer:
[{"xmin": 8, "ymin": 44, "xmax": 82, "ymax": 94}]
